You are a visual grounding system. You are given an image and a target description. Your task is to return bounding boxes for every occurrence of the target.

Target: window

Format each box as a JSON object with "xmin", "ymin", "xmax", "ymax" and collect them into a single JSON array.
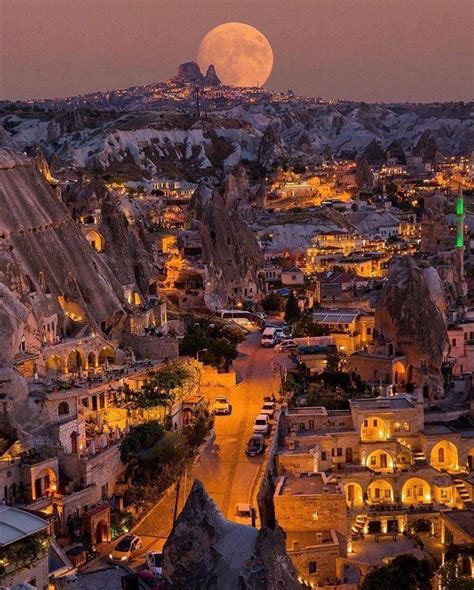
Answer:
[
  {"xmin": 299, "ymin": 423, "xmax": 305, "ymax": 431},
  {"xmin": 452, "ymin": 339, "xmax": 457, "ymax": 347},
  {"xmin": 321, "ymin": 451, "xmax": 327, "ymax": 461},
  {"xmin": 371, "ymin": 455, "xmax": 377, "ymax": 465},
  {"xmin": 58, "ymin": 401, "xmax": 69, "ymax": 416},
  {"xmin": 403, "ymin": 422, "xmax": 410, "ymax": 432},
  {"xmin": 309, "ymin": 420, "xmax": 314, "ymax": 430},
  {"xmin": 394, "ymin": 423, "xmax": 401, "ymax": 432},
  {"xmin": 438, "ymin": 448, "xmax": 445, "ymax": 463},
  {"xmin": 373, "ymin": 419, "xmax": 378, "ymax": 427},
  {"xmin": 308, "ymin": 562, "xmax": 317, "ymax": 574},
  {"xmin": 384, "ymin": 489, "xmax": 391, "ymax": 498},
  {"xmin": 407, "ymin": 488, "xmax": 412, "ymax": 497},
  {"xmin": 364, "ymin": 420, "xmax": 368, "ymax": 427},
  {"xmin": 367, "ymin": 327, "xmax": 372, "ymax": 335},
  {"xmin": 374, "ymin": 488, "xmax": 380, "ymax": 498},
  {"xmin": 337, "ymin": 447, "xmax": 343, "ymax": 457}
]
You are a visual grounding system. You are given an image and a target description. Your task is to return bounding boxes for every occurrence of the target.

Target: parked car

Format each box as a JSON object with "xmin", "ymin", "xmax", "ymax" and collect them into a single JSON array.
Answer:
[
  {"xmin": 108, "ymin": 534, "xmax": 142, "ymax": 563},
  {"xmin": 146, "ymin": 550, "xmax": 163, "ymax": 577},
  {"xmin": 245, "ymin": 434, "xmax": 265, "ymax": 456},
  {"xmin": 138, "ymin": 570, "xmax": 163, "ymax": 589},
  {"xmin": 234, "ymin": 503, "xmax": 254, "ymax": 525},
  {"xmin": 213, "ymin": 395, "xmax": 230, "ymax": 415},
  {"xmin": 253, "ymin": 414, "xmax": 270, "ymax": 435},
  {"xmin": 261, "ymin": 401, "xmax": 276, "ymax": 418}
]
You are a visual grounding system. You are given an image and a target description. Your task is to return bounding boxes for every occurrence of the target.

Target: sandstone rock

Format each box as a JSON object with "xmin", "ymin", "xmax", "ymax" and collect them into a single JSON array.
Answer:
[
  {"xmin": 170, "ymin": 62, "xmax": 204, "ymax": 86},
  {"xmin": 375, "ymin": 256, "xmax": 449, "ymax": 399},
  {"xmin": 162, "ymin": 480, "xmax": 300, "ymax": 590}
]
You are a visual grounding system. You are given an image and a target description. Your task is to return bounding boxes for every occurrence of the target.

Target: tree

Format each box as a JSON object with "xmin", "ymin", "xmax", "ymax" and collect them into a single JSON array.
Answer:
[
  {"xmin": 325, "ymin": 345, "xmax": 341, "ymax": 374},
  {"xmin": 293, "ymin": 313, "xmax": 330, "ymax": 337},
  {"xmin": 284, "ymin": 291, "xmax": 301, "ymax": 323},
  {"xmin": 261, "ymin": 292, "xmax": 285, "ymax": 313},
  {"xmin": 140, "ymin": 363, "xmax": 191, "ymax": 411},
  {"xmin": 120, "ymin": 421, "xmax": 164, "ymax": 462},
  {"xmin": 361, "ymin": 554, "xmax": 434, "ymax": 590},
  {"xmin": 208, "ymin": 337, "xmax": 238, "ymax": 371}
]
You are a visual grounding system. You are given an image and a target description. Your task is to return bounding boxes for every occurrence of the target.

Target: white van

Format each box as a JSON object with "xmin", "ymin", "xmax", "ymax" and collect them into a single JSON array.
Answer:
[
  {"xmin": 261, "ymin": 327, "xmax": 277, "ymax": 348},
  {"xmin": 253, "ymin": 414, "xmax": 270, "ymax": 435}
]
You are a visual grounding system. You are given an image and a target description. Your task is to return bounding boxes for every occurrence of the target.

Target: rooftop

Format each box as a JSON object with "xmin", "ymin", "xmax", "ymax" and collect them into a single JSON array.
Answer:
[
  {"xmin": 74, "ymin": 565, "xmax": 148, "ymax": 590},
  {"xmin": 442, "ymin": 510, "xmax": 474, "ymax": 540},
  {"xmin": 276, "ymin": 473, "xmax": 342, "ymax": 496},
  {"xmin": 286, "ymin": 529, "xmax": 338, "ymax": 549},
  {"xmin": 0, "ymin": 506, "xmax": 49, "ymax": 547},
  {"xmin": 312, "ymin": 310, "xmax": 360, "ymax": 324},
  {"xmin": 350, "ymin": 395, "xmax": 416, "ymax": 411}
]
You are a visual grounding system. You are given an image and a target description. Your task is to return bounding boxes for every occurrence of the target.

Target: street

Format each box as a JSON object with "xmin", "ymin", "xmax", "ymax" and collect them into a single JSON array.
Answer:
[{"xmin": 89, "ymin": 328, "xmax": 289, "ymax": 571}]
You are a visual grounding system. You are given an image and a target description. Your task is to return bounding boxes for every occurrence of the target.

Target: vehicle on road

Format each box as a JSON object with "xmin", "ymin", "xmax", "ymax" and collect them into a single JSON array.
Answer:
[
  {"xmin": 276, "ymin": 338, "xmax": 297, "ymax": 352},
  {"xmin": 138, "ymin": 570, "xmax": 163, "ymax": 589},
  {"xmin": 108, "ymin": 534, "xmax": 142, "ymax": 563},
  {"xmin": 253, "ymin": 414, "xmax": 270, "ymax": 435},
  {"xmin": 261, "ymin": 327, "xmax": 277, "ymax": 347},
  {"xmin": 234, "ymin": 503, "xmax": 254, "ymax": 525},
  {"xmin": 213, "ymin": 395, "xmax": 231, "ymax": 415},
  {"xmin": 261, "ymin": 401, "xmax": 276, "ymax": 418},
  {"xmin": 245, "ymin": 434, "xmax": 265, "ymax": 456},
  {"xmin": 146, "ymin": 550, "xmax": 163, "ymax": 577}
]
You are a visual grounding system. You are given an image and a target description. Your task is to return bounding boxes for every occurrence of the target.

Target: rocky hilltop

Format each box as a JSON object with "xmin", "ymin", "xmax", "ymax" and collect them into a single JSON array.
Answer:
[
  {"xmin": 163, "ymin": 480, "xmax": 300, "ymax": 590},
  {"xmin": 374, "ymin": 256, "xmax": 449, "ymax": 399},
  {"xmin": 1, "ymin": 64, "xmax": 472, "ymax": 178}
]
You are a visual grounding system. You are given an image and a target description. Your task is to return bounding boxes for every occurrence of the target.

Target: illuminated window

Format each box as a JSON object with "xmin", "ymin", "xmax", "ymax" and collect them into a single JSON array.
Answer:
[
  {"xmin": 404, "ymin": 422, "xmax": 410, "ymax": 432},
  {"xmin": 309, "ymin": 562, "xmax": 317, "ymax": 574},
  {"xmin": 373, "ymin": 419, "xmax": 378, "ymax": 427}
]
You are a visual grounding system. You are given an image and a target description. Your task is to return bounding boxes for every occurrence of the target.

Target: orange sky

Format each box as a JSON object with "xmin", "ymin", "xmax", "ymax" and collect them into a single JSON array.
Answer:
[{"xmin": 1, "ymin": 0, "xmax": 473, "ymax": 102}]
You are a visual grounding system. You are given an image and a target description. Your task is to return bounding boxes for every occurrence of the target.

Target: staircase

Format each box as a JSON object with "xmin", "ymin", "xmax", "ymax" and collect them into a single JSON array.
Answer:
[
  {"xmin": 352, "ymin": 514, "xmax": 368, "ymax": 534},
  {"xmin": 453, "ymin": 477, "xmax": 473, "ymax": 508}
]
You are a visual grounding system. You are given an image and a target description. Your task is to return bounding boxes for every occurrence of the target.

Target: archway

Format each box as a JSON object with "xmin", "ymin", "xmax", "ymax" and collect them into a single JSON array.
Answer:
[
  {"xmin": 98, "ymin": 345, "xmax": 115, "ymax": 367},
  {"xmin": 344, "ymin": 482, "xmax": 363, "ymax": 509},
  {"xmin": 361, "ymin": 417, "xmax": 388, "ymax": 442},
  {"xmin": 58, "ymin": 401, "xmax": 70, "ymax": 416},
  {"xmin": 33, "ymin": 467, "xmax": 57, "ymax": 500},
  {"xmin": 402, "ymin": 478, "xmax": 431, "ymax": 505},
  {"xmin": 88, "ymin": 352, "xmax": 97, "ymax": 369},
  {"xmin": 67, "ymin": 349, "xmax": 86, "ymax": 373},
  {"xmin": 430, "ymin": 440, "xmax": 459, "ymax": 472},
  {"xmin": 396, "ymin": 450, "xmax": 412, "ymax": 468},
  {"xmin": 85, "ymin": 230, "xmax": 105, "ymax": 253},
  {"xmin": 466, "ymin": 448, "xmax": 474, "ymax": 471},
  {"xmin": 95, "ymin": 520, "xmax": 109, "ymax": 544},
  {"xmin": 366, "ymin": 450, "xmax": 395, "ymax": 472},
  {"xmin": 46, "ymin": 354, "xmax": 63, "ymax": 373},
  {"xmin": 367, "ymin": 479, "xmax": 394, "ymax": 504}
]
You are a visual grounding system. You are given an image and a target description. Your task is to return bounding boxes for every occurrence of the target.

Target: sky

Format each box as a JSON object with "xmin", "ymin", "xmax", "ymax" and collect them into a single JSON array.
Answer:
[{"xmin": 1, "ymin": 0, "xmax": 473, "ymax": 102}]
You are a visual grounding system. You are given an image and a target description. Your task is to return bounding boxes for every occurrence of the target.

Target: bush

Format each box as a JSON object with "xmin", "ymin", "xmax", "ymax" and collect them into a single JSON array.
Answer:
[{"xmin": 120, "ymin": 421, "xmax": 164, "ymax": 462}]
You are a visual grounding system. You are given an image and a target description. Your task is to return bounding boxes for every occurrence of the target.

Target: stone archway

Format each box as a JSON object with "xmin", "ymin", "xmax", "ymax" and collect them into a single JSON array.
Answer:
[
  {"xmin": 366, "ymin": 449, "xmax": 395, "ymax": 472},
  {"xmin": 402, "ymin": 478, "xmax": 431, "ymax": 505},
  {"xmin": 95, "ymin": 519, "xmax": 109, "ymax": 544},
  {"xmin": 367, "ymin": 479, "xmax": 394, "ymax": 504},
  {"xmin": 67, "ymin": 349, "xmax": 86, "ymax": 373},
  {"xmin": 85, "ymin": 230, "xmax": 105, "ymax": 253},
  {"xmin": 98, "ymin": 345, "xmax": 115, "ymax": 367},
  {"xmin": 361, "ymin": 417, "xmax": 389, "ymax": 442},
  {"xmin": 430, "ymin": 440, "xmax": 459, "ymax": 472},
  {"xmin": 46, "ymin": 354, "xmax": 64, "ymax": 373},
  {"xmin": 393, "ymin": 361, "xmax": 406, "ymax": 385},
  {"xmin": 344, "ymin": 482, "xmax": 363, "ymax": 509}
]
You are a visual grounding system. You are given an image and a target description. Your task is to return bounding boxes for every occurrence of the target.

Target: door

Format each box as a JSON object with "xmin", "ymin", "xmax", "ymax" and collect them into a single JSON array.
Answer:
[
  {"xmin": 346, "ymin": 447, "xmax": 353, "ymax": 463},
  {"xmin": 380, "ymin": 454, "xmax": 387, "ymax": 469}
]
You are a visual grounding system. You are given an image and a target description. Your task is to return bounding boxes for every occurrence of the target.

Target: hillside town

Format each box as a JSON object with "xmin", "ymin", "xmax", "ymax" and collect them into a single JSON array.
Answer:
[{"xmin": 0, "ymin": 36, "xmax": 474, "ymax": 590}]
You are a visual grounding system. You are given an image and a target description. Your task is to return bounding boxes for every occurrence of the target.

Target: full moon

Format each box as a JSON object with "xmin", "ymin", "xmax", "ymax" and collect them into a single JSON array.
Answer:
[{"xmin": 197, "ymin": 22, "xmax": 273, "ymax": 88}]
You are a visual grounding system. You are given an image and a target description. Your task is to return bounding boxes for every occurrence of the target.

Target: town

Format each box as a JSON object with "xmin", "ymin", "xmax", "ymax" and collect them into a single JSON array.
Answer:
[{"xmin": 1, "ymin": 4, "xmax": 474, "ymax": 588}]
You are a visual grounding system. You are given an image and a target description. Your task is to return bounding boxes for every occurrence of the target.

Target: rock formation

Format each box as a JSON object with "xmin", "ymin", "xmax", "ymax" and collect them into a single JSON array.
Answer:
[
  {"xmin": 187, "ymin": 183, "xmax": 263, "ymax": 309},
  {"xmin": 203, "ymin": 65, "xmax": 221, "ymax": 87},
  {"xmin": 374, "ymin": 256, "xmax": 449, "ymax": 399},
  {"xmin": 162, "ymin": 480, "xmax": 300, "ymax": 590},
  {"xmin": 169, "ymin": 62, "xmax": 205, "ymax": 86}
]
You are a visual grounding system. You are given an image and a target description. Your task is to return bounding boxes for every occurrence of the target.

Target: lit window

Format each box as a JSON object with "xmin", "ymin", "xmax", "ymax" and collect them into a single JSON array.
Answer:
[{"xmin": 403, "ymin": 422, "xmax": 410, "ymax": 432}]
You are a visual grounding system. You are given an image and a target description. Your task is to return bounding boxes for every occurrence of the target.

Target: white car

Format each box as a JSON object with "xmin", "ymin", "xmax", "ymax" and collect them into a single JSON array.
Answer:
[
  {"xmin": 261, "ymin": 401, "xmax": 276, "ymax": 418},
  {"xmin": 146, "ymin": 550, "xmax": 163, "ymax": 577},
  {"xmin": 234, "ymin": 503, "xmax": 254, "ymax": 525},
  {"xmin": 213, "ymin": 396, "xmax": 230, "ymax": 415},
  {"xmin": 253, "ymin": 414, "xmax": 270, "ymax": 435}
]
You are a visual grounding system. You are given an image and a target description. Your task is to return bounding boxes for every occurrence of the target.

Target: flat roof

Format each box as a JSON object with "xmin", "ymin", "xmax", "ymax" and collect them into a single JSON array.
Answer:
[
  {"xmin": 313, "ymin": 311, "xmax": 359, "ymax": 324},
  {"xmin": 286, "ymin": 530, "xmax": 337, "ymax": 549},
  {"xmin": 350, "ymin": 396, "xmax": 415, "ymax": 411},
  {"xmin": 276, "ymin": 473, "xmax": 342, "ymax": 496},
  {"xmin": 75, "ymin": 565, "xmax": 147, "ymax": 590},
  {"xmin": 421, "ymin": 424, "xmax": 456, "ymax": 436},
  {"xmin": 0, "ymin": 506, "xmax": 49, "ymax": 547},
  {"xmin": 442, "ymin": 510, "xmax": 474, "ymax": 540}
]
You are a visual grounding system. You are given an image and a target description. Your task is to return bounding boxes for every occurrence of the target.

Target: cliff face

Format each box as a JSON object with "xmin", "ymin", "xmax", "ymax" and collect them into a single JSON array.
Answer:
[
  {"xmin": 162, "ymin": 480, "xmax": 300, "ymax": 590},
  {"xmin": 375, "ymin": 256, "xmax": 449, "ymax": 399},
  {"xmin": 0, "ymin": 148, "xmax": 127, "ymax": 350},
  {"xmin": 187, "ymin": 183, "xmax": 263, "ymax": 308}
]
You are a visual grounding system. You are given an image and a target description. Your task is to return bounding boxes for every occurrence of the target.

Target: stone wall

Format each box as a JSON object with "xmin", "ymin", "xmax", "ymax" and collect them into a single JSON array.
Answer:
[
  {"xmin": 288, "ymin": 541, "xmax": 341, "ymax": 586},
  {"xmin": 121, "ymin": 335, "xmax": 179, "ymax": 361},
  {"xmin": 0, "ymin": 553, "xmax": 49, "ymax": 590}
]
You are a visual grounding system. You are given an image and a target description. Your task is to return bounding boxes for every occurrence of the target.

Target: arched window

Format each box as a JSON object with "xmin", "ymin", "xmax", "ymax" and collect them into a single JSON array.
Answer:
[{"xmin": 58, "ymin": 401, "xmax": 69, "ymax": 416}]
